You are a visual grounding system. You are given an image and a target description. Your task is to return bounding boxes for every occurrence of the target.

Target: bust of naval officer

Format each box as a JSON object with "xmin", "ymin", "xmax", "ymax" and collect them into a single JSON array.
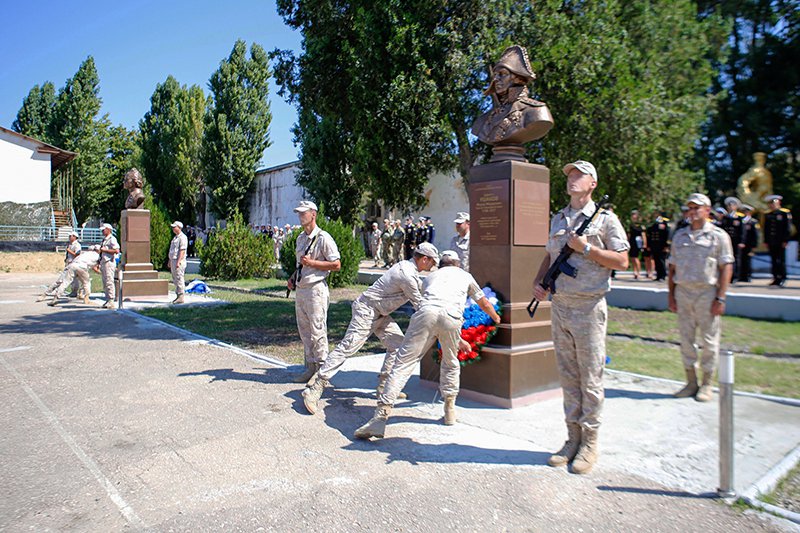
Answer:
[{"xmin": 471, "ymin": 45, "xmax": 554, "ymax": 162}]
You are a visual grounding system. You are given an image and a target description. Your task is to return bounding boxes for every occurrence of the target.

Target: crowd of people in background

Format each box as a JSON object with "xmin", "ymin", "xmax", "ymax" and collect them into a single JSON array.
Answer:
[
  {"xmin": 626, "ymin": 193, "xmax": 794, "ymax": 287},
  {"xmin": 365, "ymin": 215, "xmax": 438, "ymax": 269}
]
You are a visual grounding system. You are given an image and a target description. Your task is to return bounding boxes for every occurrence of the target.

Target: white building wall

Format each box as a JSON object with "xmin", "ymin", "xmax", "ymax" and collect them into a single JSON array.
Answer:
[
  {"xmin": 0, "ymin": 129, "xmax": 52, "ymax": 203},
  {"xmin": 248, "ymin": 161, "xmax": 309, "ymax": 229},
  {"xmin": 405, "ymin": 168, "xmax": 470, "ymax": 249}
]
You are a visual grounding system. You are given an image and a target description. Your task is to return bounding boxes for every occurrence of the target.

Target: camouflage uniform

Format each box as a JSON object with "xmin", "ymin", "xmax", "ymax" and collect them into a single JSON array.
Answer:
[
  {"xmin": 318, "ymin": 259, "xmax": 423, "ymax": 382},
  {"xmin": 99, "ymin": 233, "xmax": 119, "ymax": 302},
  {"xmin": 546, "ymin": 202, "xmax": 628, "ymax": 431},
  {"xmin": 449, "ymin": 232, "xmax": 470, "ymax": 272},
  {"xmin": 369, "ymin": 227, "xmax": 382, "ymax": 266},
  {"xmin": 391, "ymin": 223, "xmax": 405, "ymax": 262},
  {"xmin": 379, "ymin": 266, "xmax": 484, "ymax": 404},
  {"xmin": 65, "ymin": 239, "xmax": 82, "ymax": 295},
  {"xmin": 668, "ymin": 222, "xmax": 734, "ymax": 374},
  {"xmin": 169, "ymin": 230, "xmax": 188, "ymax": 297},
  {"xmin": 381, "ymin": 223, "xmax": 393, "ymax": 267},
  {"xmin": 295, "ymin": 226, "xmax": 340, "ymax": 365}
]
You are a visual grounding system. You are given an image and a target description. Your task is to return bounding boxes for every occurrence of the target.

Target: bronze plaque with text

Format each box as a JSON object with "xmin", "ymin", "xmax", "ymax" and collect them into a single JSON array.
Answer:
[
  {"xmin": 471, "ymin": 180, "xmax": 510, "ymax": 245},
  {"xmin": 126, "ymin": 215, "xmax": 150, "ymax": 242},
  {"xmin": 513, "ymin": 180, "xmax": 550, "ymax": 246}
]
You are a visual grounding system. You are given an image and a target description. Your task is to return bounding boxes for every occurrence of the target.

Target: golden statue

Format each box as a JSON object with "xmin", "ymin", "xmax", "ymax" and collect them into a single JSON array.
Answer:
[{"xmin": 736, "ymin": 152, "xmax": 773, "ymax": 213}]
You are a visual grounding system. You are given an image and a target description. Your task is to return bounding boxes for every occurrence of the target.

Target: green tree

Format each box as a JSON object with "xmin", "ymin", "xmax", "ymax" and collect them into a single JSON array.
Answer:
[
  {"xmin": 50, "ymin": 57, "xmax": 115, "ymax": 223},
  {"xmin": 273, "ymin": 0, "xmax": 725, "ymax": 220},
  {"xmin": 12, "ymin": 82, "xmax": 56, "ymax": 142},
  {"xmin": 696, "ymin": 0, "xmax": 799, "ymax": 209},
  {"xmin": 102, "ymin": 125, "xmax": 142, "ymax": 222},
  {"xmin": 203, "ymin": 40, "xmax": 273, "ymax": 220},
  {"xmin": 142, "ymin": 193, "xmax": 173, "ymax": 270},
  {"xmin": 140, "ymin": 76, "xmax": 208, "ymax": 223}
]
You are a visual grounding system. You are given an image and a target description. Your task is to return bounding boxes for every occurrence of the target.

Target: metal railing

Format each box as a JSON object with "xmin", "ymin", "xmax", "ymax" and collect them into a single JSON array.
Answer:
[{"xmin": 0, "ymin": 226, "xmax": 113, "ymax": 243}]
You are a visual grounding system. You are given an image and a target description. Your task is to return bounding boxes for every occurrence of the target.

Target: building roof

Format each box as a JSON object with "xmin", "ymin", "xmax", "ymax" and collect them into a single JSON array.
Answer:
[
  {"xmin": 255, "ymin": 160, "xmax": 300, "ymax": 175},
  {"xmin": 0, "ymin": 125, "xmax": 77, "ymax": 170}
]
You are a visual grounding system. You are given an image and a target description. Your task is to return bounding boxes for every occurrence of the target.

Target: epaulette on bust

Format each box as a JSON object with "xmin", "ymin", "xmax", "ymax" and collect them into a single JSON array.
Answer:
[{"xmin": 780, "ymin": 208, "xmax": 791, "ymax": 213}]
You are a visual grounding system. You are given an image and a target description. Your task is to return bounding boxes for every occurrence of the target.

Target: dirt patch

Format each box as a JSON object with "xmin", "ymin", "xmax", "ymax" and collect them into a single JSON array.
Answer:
[{"xmin": 0, "ymin": 252, "xmax": 64, "ymax": 273}]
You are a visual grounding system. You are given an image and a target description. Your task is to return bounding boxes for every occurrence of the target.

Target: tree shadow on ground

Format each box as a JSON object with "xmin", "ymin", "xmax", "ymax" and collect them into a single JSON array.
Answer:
[
  {"xmin": 596, "ymin": 485, "xmax": 717, "ymax": 499},
  {"xmin": 177, "ymin": 366, "xmax": 301, "ymax": 385},
  {"xmin": 342, "ymin": 436, "xmax": 551, "ymax": 467}
]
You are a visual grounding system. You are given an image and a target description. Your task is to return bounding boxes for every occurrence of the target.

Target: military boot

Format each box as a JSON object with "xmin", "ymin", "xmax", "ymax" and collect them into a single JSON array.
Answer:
[
  {"xmin": 354, "ymin": 403, "xmax": 392, "ymax": 439},
  {"xmin": 46, "ymin": 296, "xmax": 60, "ymax": 307},
  {"xmin": 443, "ymin": 395, "xmax": 457, "ymax": 425},
  {"xmin": 83, "ymin": 295, "xmax": 91, "ymax": 305},
  {"xmin": 376, "ymin": 375, "xmax": 406, "ymax": 400},
  {"xmin": 292, "ymin": 362, "xmax": 318, "ymax": 384},
  {"xmin": 674, "ymin": 367, "xmax": 699, "ymax": 398},
  {"xmin": 302, "ymin": 376, "xmax": 329, "ymax": 415},
  {"xmin": 572, "ymin": 428, "xmax": 599, "ymax": 475},
  {"xmin": 548, "ymin": 423, "xmax": 582, "ymax": 467},
  {"xmin": 172, "ymin": 295, "xmax": 185, "ymax": 305},
  {"xmin": 695, "ymin": 372, "xmax": 714, "ymax": 402}
]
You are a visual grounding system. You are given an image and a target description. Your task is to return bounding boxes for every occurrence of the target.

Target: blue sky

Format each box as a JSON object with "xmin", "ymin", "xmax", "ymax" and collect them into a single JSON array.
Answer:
[{"xmin": 1, "ymin": 0, "xmax": 302, "ymax": 167}]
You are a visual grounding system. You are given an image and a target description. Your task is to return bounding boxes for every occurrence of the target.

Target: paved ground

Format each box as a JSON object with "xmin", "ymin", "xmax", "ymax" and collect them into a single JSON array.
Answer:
[{"xmin": 1, "ymin": 273, "xmax": 799, "ymax": 532}]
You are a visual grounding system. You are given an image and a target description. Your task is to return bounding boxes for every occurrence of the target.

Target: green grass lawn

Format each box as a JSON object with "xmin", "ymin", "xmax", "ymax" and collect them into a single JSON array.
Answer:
[
  {"xmin": 139, "ymin": 281, "xmax": 408, "ymax": 365},
  {"xmin": 135, "ymin": 276, "xmax": 799, "ymax": 398},
  {"xmin": 608, "ymin": 307, "xmax": 800, "ymax": 356},
  {"xmin": 606, "ymin": 339, "xmax": 800, "ymax": 399}
]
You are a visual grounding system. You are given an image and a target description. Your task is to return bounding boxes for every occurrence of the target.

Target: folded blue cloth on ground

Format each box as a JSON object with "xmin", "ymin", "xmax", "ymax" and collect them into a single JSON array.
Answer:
[{"xmin": 185, "ymin": 280, "xmax": 211, "ymax": 294}]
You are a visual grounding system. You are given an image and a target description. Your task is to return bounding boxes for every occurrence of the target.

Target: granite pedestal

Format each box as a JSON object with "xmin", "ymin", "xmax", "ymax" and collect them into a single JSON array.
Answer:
[
  {"xmin": 119, "ymin": 210, "xmax": 168, "ymax": 297},
  {"xmin": 420, "ymin": 161, "xmax": 560, "ymax": 407}
]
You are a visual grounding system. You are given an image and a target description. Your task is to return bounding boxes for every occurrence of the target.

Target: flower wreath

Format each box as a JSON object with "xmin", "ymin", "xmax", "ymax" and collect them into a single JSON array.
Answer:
[{"xmin": 433, "ymin": 286, "xmax": 502, "ymax": 366}]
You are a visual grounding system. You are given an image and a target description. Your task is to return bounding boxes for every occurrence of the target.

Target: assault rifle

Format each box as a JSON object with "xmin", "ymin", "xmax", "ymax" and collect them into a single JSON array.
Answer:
[
  {"xmin": 286, "ymin": 233, "xmax": 319, "ymax": 298},
  {"xmin": 527, "ymin": 195, "xmax": 609, "ymax": 318}
]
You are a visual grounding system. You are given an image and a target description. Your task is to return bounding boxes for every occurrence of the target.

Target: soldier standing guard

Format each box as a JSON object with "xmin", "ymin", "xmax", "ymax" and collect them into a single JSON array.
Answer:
[
  {"xmin": 668, "ymin": 193, "xmax": 734, "ymax": 402},
  {"xmin": 763, "ymin": 194, "xmax": 793, "ymax": 286},
  {"xmin": 369, "ymin": 222, "xmax": 382, "ymax": 267},
  {"xmin": 380, "ymin": 219, "xmax": 393, "ymax": 267},
  {"xmin": 450, "ymin": 212, "xmax": 471, "ymax": 272},
  {"xmin": 98, "ymin": 223, "xmax": 119, "ymax": 309},
  {"xmin": 391, "ymin": 220, "xmax": 405, "ymax": 262},
  {"xmin": 169, "ymin": 221, "xmax": 188, "ymax": 304},
  {"xmin": 287, "ymin": 201, "xmax": 341, "ymax": 383},
  {"xmin": 532, "ymin": 160, "xmax": 629, "ymax": 475}
]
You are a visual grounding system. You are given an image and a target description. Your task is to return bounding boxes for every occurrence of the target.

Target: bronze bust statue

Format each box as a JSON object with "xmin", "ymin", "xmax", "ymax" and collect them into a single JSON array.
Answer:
[
  {"xmin": 123, "ymin": 168, "xmax": 145, "ymax": 209},
  {"xmin": 472, "ymin": 45, "xmax": 554, "ymax": 162}
]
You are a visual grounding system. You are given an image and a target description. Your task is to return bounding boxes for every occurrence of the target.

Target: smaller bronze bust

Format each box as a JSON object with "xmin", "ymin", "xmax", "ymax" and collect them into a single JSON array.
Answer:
[
  {"xmin": 123, "ymin": 168, "xmax": 145, "ymax": 210},
  {"xmin": 472, "ymin": 45, "xmax": 554, "ymax": 162}
]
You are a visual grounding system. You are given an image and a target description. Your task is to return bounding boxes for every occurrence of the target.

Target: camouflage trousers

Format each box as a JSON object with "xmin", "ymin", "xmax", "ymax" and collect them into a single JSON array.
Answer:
[
  {"xmin": 550, "ymin": 294, "xmax": 607, "ymax": 431},
  {"xmin": 318, "ymin": 296, "xmax": 405, "ymax": 381},
  {"xmin": 295, "ymin": 281, "xmax": 330, "ymax": 365},
  {"xmin": 170, "ymin": 259, "xmax": 186, "ymax": 296},
  {"xmin": 675, "ymin": 285, "xmax": 720, "ymax": 375},
  {"xmin": 51, "ymin": 265, "xmax": 90, "ymax": 298},
  {"xmin": 100, "ymin": 260, "xmax": 116, "ymax": 301},
  {"xmin": 379, "ymin": 305, "xmax": 460, "ymax": 405}
]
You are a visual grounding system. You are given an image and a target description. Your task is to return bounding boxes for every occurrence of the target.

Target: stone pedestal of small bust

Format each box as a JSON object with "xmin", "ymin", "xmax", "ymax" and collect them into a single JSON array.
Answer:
[
  {"xmin": 118, "ymin": 169, "xmax": 168, "ymax": 298},
  {"xmin": 420, "ymin": 46, "xmax": 559, "ymax": 408}
]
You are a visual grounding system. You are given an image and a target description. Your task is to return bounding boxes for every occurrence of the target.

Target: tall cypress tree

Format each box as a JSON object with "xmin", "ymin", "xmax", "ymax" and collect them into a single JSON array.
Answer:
[
  {"xmin": 203, "ymin": 40, "xmax": 272, "ymax": 219},
  {"xmin": 12, "ymin": 82, "xmax": 56, "ymax": 143},
  {"xmin": 49, "ymin": 57, "xmax": 114, "ymax": 223},
  {"xmin": 140, "ymin": 76, "xmax": 207, "ymax": 222}
]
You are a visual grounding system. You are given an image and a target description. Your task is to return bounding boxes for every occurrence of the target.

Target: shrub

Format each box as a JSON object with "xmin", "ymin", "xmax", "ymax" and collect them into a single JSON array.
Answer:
[
  {"xmin": 142, "ymin": 195, "xmax": 172, "ymax": 270},
  {"xmin": 199, "ymin": 212, "xmax": 276, "ymax": 280},
  {"xmin": 279, "ymin": 217, "xmax": 363, "ymax": 288}
]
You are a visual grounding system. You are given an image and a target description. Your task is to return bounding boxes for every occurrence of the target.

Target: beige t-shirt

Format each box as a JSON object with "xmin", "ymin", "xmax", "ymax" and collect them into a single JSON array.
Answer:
[
  {"xmin": 296, "ymin": 226, "xmax": 340, "ymax": 287},
  {"xmin": 449, "ymin": 232, "xmax": 470, "ymax": 272},
  {"xmin": 169, "ymin": 232, "xmax": 188, "ymax": 261},
  {"xmin": 360, "ymin": 259, "xmax": 423, "ymax": 315},
  {"xmin": 546, "ymin": 201, "xmax": 629, "ymax": 297},
  {"xmin": 420, "ymin": 266, "xmax": 484, "ymax": 319},
  {"xmin": 668, "ymin": 222, "xmax": 734, "ymax": 289}
]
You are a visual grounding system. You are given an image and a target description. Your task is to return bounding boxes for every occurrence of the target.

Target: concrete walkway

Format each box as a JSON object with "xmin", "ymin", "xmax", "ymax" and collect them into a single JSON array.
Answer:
[{"xmin": 1, "ymin": 273, "xmax": 798, "ymax": 532}]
